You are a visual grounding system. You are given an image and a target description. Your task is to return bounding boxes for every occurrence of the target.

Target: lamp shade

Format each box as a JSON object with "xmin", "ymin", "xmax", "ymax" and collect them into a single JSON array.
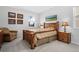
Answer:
[
  {"xmin": 62, "ymin": 22, "xmax": 69, "ymax": 26},
  {"xmin": 62, "ymin": 20, "xmax": 69, "ymax": 26},
  {"xmin": 62, "ymin": 19, "xmax": 69, "ymax": 32}
]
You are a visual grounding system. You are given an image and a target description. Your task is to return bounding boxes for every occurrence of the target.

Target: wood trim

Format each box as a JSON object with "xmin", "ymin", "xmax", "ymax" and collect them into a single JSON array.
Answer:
[{"xmin": 23, "ymin": 30, "xmax": 35, "ymax": 49}]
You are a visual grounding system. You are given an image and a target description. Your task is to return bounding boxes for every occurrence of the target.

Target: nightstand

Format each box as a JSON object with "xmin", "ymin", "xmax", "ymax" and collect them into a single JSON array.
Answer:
[{"xmin": 58, "ymin": 32, "xmax": 71, "ymax": 43}]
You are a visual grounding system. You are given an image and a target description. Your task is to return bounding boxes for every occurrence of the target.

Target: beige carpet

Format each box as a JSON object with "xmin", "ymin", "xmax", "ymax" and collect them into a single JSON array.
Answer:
[{"xmin": 1, "ymin": 38, "xmax": 79, "ymax": 52}]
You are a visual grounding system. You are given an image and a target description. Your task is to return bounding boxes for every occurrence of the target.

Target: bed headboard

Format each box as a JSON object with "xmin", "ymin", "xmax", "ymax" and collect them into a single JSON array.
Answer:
[{"xmin": 44, "ymin": 22, "xmax": 59, "ymax": 31}]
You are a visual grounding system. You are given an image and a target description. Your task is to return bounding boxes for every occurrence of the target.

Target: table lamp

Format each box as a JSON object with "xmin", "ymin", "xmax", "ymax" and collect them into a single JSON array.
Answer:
[{"xmin": 62, "ymin": 20, "xmax": 69, "ymax": 32}]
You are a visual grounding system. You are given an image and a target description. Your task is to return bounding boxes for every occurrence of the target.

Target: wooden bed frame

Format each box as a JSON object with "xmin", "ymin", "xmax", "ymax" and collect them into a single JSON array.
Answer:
[
  {"xmin": 23, "ymin": 22, "xmax": 59, "ymax": 49},
  {"xmin": 44, "ymin": 21, "xmax": 59, "ymax": 31}
]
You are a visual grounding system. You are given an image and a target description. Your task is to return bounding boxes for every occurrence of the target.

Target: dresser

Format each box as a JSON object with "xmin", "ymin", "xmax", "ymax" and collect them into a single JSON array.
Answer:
[
  {"xmin": 58, "ymin": 32, "xmax": 71, "ymax": 43},
  {"xmin": 0, "ymin": 30, "xmax": 3, "ymax": 48}
]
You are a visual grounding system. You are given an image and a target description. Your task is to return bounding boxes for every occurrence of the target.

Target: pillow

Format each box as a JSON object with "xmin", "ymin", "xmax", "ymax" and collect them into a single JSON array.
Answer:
[
  {"xmin": 28, "ymin": 27, "xmax": 55, "ymax": 33},
  {"xmin": 36, "ymin": 27, "xmax": 55, "ymax": 33},
  {"xmin": 42, "ymin": 27, "xmax": 55, "ymax": 31}
]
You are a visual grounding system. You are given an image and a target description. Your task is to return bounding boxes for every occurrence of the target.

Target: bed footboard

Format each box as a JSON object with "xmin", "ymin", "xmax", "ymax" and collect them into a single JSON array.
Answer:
[{"xmin": 23, "ymin": 30, "xmax": 36, "ymax": 49}]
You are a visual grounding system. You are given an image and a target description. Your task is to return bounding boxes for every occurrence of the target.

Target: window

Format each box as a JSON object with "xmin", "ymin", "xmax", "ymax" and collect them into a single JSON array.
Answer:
[{"xmin": 73, "ymin": 7, "xmax": 79, "ymax": 28}]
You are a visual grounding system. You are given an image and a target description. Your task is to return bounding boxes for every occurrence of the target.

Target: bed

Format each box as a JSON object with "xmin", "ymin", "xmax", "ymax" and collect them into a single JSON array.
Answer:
[{"xmin": 23, "ymin": 22, "xmax": 59, "ymax": 49}]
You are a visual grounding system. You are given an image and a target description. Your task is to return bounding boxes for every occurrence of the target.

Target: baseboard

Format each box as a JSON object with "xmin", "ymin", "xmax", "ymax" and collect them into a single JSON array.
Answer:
[{"xmin": 71, "ymin": 41, "xmax": 79, "ymax": 45}]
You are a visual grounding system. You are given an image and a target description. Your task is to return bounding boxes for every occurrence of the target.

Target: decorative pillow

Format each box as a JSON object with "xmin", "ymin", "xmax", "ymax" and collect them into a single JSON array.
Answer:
[{"xmin": 42, "ymin": 27, "xmax": 55, "ymax": 31}]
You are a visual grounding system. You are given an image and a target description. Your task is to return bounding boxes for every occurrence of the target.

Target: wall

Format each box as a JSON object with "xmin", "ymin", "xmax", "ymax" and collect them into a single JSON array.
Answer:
[
  {"xmin": 71, "ymin": 29, "xmax": 79, "ymax": 45},
  {"xmin": 39, "ymin": 6, "xmax": 73, "ymax": 27},
  {"xmin": 71, "ymin": 7, "xmax": 79, "ymax": 45},
  {"xmin": 0, "ymin": 6, "xmax": 40, "ymax": 39}
]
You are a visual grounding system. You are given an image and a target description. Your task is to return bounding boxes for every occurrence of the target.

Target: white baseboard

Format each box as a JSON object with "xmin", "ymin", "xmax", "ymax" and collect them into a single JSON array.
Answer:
[{"xmin": 71, "ymin": 41, "xmax": 79, "ymax": 45}]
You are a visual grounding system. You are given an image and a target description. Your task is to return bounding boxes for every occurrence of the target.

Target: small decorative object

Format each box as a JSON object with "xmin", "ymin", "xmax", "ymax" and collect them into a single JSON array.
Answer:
[
  {"xmin": 8, "ymin": 12, "xmax": 16, "ymax": 18},
  {"xmin": 17, "ymin": 20, "xmax": 23, "ymax": 24},
  {"xmin": 17, "ymin": 14, "xmax": 23, "ymax": 19},
  {"xmin": 62, "ymin": 20, "xmax": 69, "ymax": 32},
  {"xmin": 8, "ymin": 19, "xmax": 16, "ymax": 24},
  {"xmin": 46, "ymin": 15, "xmax": 57, "ymax": 21}
]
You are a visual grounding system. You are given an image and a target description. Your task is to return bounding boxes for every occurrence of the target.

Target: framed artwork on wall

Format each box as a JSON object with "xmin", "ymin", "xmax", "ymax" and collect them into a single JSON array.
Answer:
[
  {"xmin": 17, "ymin": 20, "xmax": 23, "ymax": 24},
  {"xmin": 8, "ymin": 12, "xmax": 16, "ymax": 18},
  {"xmin": 8, "ymin": 19, "xmax": 16, "ymax": 24},
  {"xmin": 29, "ymin": 22, "xmax": 35, "ymax": 27},
  {"xmin": 8, "ymin": 12, "xmax": 24, "ymax": 24},
  {"xmin": 27, "ymin": 16, "xmax": 35, "ymax": 27},
  {"xmin": 45, "ymin": 15, "xmax": 57, "ymax": 21},
  {"xmin": 17, "ymin": 14, "xmax": 23, "ymax": 19}
]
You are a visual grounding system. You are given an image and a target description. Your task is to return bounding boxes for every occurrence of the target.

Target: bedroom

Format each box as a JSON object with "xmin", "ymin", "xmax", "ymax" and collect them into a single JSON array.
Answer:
[{"xmin": 0, "ymin": 6, "xmax": 79, "ymax": 52}]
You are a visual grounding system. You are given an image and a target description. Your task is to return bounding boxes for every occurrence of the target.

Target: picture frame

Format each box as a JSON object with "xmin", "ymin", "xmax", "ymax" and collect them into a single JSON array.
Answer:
[
  {"xmin": 8, "ymin": 12, "xmax": 16, "ymax": 18},
  {"xmin": 17, "ymin": 20, "xmax": 23, "ymax": 24},
  {"xmin": 17, "ymin": 14, "xmax": 23, "ymax": 19},
  {"xmin": 29, "ymin": 22, "xmax": 35, "ymax": 27},
  {"xmin": 45, "ymin": 15, "xmax": 57, "ymax": 21},
  {"xmin": 8, "ymin": 19, "xmax": 16, "ymax": 24}
]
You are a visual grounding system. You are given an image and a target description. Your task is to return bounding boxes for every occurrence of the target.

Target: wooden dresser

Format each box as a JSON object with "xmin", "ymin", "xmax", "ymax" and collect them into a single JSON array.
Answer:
[
  {"xmin": 58, "ymin": 32, "xmax": 71, "ymax": 43},
  {"xmin": 0, "ymin": 30, "xmax": 3, "ymax": 48}
]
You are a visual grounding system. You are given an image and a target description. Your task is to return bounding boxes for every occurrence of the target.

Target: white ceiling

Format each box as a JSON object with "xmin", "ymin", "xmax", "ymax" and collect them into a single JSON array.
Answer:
[{"xmin": 12, "ymin": 6, "xmax": 54, "ymax": 13}]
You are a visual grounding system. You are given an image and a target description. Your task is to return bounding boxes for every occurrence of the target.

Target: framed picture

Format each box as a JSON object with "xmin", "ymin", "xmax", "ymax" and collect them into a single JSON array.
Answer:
[
  {"xmin": 17, "ymin": 20, "xmax": 23, "ymax": 24},
  {"xmin": 29, "ymin": 22, "xmax": 35, "ymax": 27},
  {"xmin": 8, "ymin": 12, "xmax": 16, "ymax": 18},
  {"xmin": 17, "ymin": 14, "xmax": 23, "ymax": 19},
  {"xmin": 45, "ymin": 15, "xmax": 57, "ymax": 21},
  {"xmin": 8, "ymin": 19, "xmax": 16, "ymax": 24}
]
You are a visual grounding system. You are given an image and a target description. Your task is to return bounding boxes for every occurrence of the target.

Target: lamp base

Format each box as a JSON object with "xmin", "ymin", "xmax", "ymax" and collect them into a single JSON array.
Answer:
[{"xmin": 64, "ymin": 26, "xmax": 66, "ymax": 32}]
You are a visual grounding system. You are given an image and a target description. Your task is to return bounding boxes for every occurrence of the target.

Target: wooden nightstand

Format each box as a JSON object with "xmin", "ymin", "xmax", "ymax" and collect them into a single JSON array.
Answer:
[{"xmin": 58, "ymin": 32, "xmax": 71, "ymax": 43}]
